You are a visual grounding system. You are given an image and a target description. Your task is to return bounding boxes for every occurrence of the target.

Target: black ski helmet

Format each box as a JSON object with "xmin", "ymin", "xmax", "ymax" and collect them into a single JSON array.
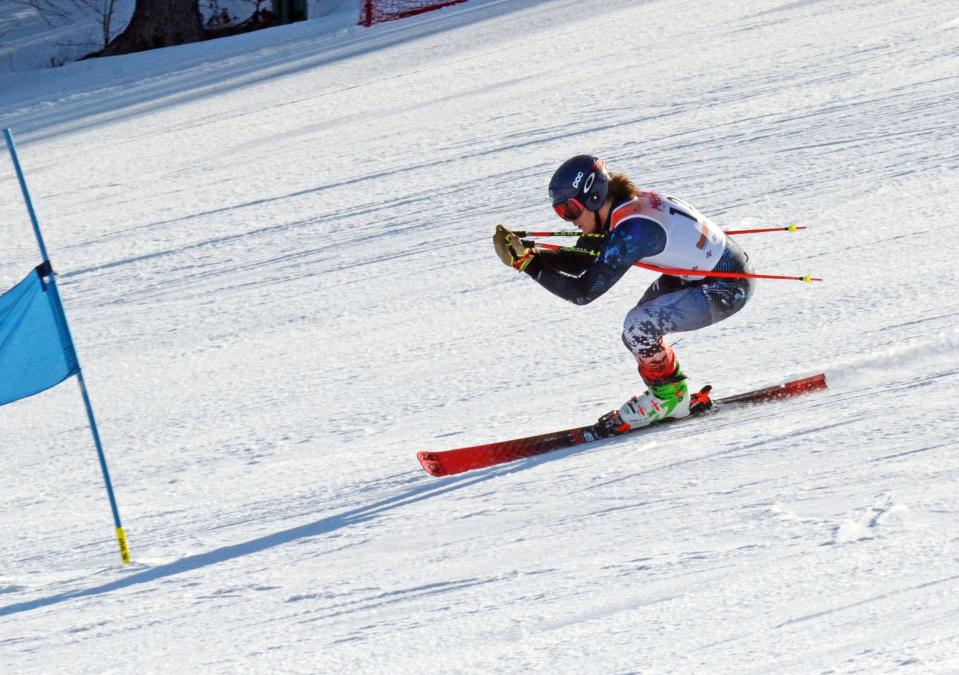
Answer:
[{"xmin": 548, "ymin": 155, "xmax": 610, "ymax": 213}]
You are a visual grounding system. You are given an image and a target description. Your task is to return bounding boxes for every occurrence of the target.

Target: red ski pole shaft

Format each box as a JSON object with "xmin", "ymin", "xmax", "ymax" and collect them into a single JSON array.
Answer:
[
  {"xmin": 723, "ymin": 224, "xmax": 806, "ymax": 235},
  {"xmin": 516, "ymin": 225, "xmax": 805, "ymax": 237},
  {"xmin": 513, "ymin": 230, "xmax": 602, "ymax": 238},
  {"xmin": 534, "ymin": 242, "xmax": 821, "ymax": 283},
  {"xmin": 636, "ymin": 263, "xmax": 822, "ymax": 283}
]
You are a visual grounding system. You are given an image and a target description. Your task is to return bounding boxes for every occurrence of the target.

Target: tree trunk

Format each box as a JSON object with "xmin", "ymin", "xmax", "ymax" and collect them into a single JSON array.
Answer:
[{"xmin": 99, "ymin": 0, "xmax": 205, "ymax": 57}]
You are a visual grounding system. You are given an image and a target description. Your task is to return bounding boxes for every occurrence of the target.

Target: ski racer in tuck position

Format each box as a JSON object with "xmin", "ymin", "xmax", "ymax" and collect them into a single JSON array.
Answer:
[{"xmin": 493, "ymin": 155, "xmax": 755, "ymax": 433}]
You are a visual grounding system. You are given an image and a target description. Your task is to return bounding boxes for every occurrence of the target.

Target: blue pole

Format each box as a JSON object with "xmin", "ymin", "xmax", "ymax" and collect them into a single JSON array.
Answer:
[{"xmin": 3, "ymin": 128, "xmax": 131, "ymax": 565}]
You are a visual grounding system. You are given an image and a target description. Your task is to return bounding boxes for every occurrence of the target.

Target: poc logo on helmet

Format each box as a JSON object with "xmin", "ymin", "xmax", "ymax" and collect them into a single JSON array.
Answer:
[{"xmin": 572, "ymin": 171, "xmax": 585, "ymax": 189}]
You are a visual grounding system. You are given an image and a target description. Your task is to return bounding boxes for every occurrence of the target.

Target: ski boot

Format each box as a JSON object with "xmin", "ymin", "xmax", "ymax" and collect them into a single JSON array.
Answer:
[{"xmin": 595, "ymin": 362, "xmax": 713, "ymax": 436}]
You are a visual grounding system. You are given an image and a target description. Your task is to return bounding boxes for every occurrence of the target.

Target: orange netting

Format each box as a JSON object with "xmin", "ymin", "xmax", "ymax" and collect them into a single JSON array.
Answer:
[{"xmin": 359, "ymin": 0, "xmax": 467, "ymax": 26}]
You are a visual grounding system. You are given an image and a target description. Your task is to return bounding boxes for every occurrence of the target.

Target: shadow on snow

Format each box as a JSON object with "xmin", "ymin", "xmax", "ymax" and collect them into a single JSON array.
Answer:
[{"xmin": 0, "ymin": 446, "xmax": 563, "ymax": 618}]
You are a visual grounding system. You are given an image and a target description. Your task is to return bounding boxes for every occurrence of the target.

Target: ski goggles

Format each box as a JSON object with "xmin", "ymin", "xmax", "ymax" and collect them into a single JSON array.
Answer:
[{"xmin": 552, "ymin": 197, "xmax": 585, "ymax": 222}]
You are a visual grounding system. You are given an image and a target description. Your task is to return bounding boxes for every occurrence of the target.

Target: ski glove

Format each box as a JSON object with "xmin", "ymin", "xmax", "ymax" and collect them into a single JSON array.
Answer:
[{"xmin": 493, "ymin": 224, "xmax": 534, "ymax": 272}]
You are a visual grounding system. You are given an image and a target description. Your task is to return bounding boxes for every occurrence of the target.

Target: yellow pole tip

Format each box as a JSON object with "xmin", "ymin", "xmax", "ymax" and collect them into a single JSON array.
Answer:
[{"xmin": 116, "ymin": 527, "xmax": 131, "ymax": 564}]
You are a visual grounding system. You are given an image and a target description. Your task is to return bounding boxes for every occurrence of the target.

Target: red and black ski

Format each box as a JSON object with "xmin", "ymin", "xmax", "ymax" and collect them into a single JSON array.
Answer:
[{"xmin": 417, "ymin": 373, "xmax": 827, "ymax": 477}]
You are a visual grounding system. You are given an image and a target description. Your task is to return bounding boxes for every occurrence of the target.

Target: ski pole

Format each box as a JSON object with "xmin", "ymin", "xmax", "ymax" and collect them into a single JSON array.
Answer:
[
  {"xmin": 514, "ymin": 224, "xmax": 806, "ymax": 238},
  {"xmin": 723, "ymin": 224, "xmax": 806, "ymax": 235},
  {"xmin": 513, "ymin": 231, "xmax": 604, "ymax": 238},
  {"xmin": 534, "ymin": 242, "xmax": 822, "ymax": 283}
]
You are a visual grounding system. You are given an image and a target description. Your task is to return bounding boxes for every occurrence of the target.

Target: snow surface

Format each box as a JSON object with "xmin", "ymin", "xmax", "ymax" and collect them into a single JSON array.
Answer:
[{"xmin": 1, "ymin": 0, "xmax": 958, "ymax": 671}]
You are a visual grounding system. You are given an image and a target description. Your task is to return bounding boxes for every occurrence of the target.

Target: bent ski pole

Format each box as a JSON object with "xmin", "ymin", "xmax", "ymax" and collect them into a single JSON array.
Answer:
[
  {"xmin": 515, "ymin": 224, "xmax": 806, "ymax": 238},
  {"xmin": 534, "ymin": 242, "xmax": 821, "ymax": 283},
  {"xmin": 723, "ymin": 224, "xmax": 806, "ymax": 235},
  {"xmin": 513, "ymin": 231, "xmax": 604, "ymax": 238}
]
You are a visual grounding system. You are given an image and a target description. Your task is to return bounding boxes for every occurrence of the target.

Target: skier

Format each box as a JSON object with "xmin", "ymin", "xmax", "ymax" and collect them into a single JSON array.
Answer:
[{"xmin": 493, "ymin": 155, "xmax": 755, "ymax": 433}]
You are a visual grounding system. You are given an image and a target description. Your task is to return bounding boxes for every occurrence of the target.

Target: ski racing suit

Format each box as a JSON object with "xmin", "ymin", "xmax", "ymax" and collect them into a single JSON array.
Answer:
[{"xmin": 522, "ymin": 191, "xmax": 754, "ymax": 370}]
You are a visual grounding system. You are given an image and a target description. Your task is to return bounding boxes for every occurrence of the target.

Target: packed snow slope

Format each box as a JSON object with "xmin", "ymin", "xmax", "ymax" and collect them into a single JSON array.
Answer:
[{"xmin": 1, "ymin": 0, "xmax": 958, "ymax": 671}]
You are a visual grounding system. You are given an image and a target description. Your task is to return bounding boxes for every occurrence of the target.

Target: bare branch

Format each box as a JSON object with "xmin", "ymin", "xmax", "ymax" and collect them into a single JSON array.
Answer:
[{"xmin": 7, "ymin": 0, "xmax": 72, "ymax": 27}]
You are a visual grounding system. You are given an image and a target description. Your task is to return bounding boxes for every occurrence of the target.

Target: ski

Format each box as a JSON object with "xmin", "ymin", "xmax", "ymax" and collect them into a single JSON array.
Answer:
[{"xmin": 417, "ymin": 373, "xmax": 827, "ymax": 477}]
